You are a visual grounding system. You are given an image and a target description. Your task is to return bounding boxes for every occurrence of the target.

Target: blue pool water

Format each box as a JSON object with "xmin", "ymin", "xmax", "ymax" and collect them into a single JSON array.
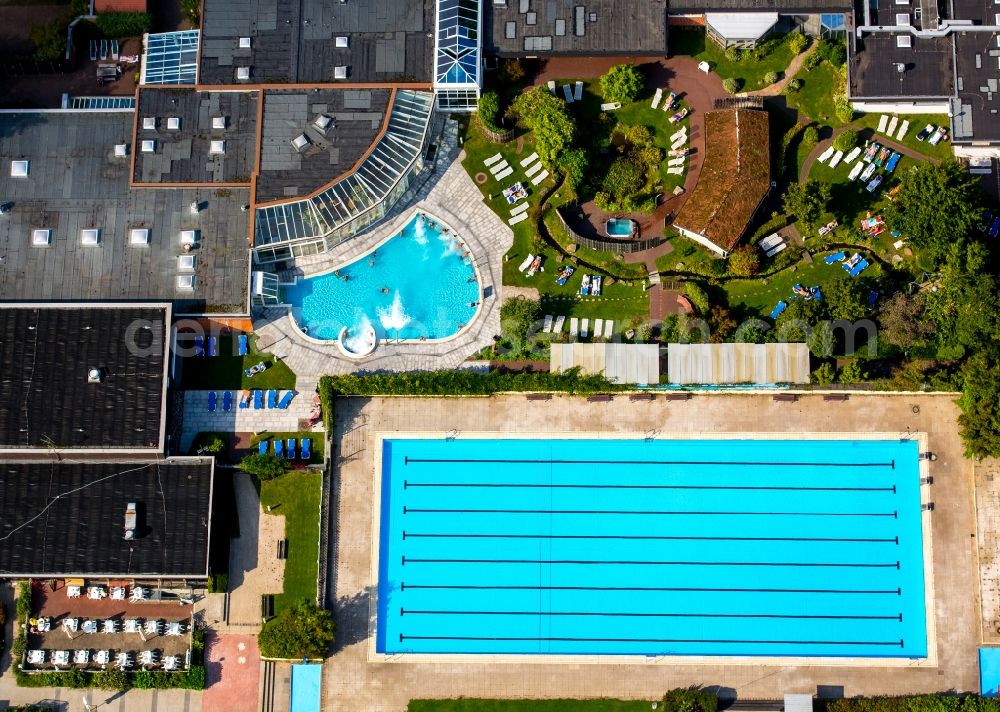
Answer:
[
  {"xmin": 606, "ymin": 218, "xmax": 634, "ymax": 237},
  {"xmin": 281, "ymin": 213, "xmax": 479, "ymax": 341},
  {"xmin": 376, "ymin": 438, "xmax": 927, "ymax": 657},
  {"xmin": 290, "ymin": 663, "xmax": 322, "ymax": 712}
]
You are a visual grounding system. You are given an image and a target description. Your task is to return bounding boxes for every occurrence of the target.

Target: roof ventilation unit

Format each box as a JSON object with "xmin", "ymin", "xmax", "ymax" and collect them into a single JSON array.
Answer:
[
  {"xmin": 176, "ymin": 274, "xmax": 195, "ymax": 290},
  {"xmin": 141, "ymin": 139, "xmax": 156, "ymax": 153},
  {"xmin": 335, "ymin": 35, "xmax": 349, "ymax": 47},
  {"xmin": 32, "ymin": 229, "xmax": 51, "ymax": 247},
  {"xmin": 236, "ymin": 66, "xmax": 251, "ymax": 81},
  {"xmin": 142, "ymin": 117, "xmax": 156, "ymax": 130},
  {"xmin": 80, "ymin": 228, "xmax": 100, "ymax": 246},
  {"xmin": 239, "ymin": 36, "xmax": 252, "ymax": 48},
  {"xmin": 896, "ymin": 34, "xmax": 912, "ymax": 47},
  {"xmin": 334, "ymin": 65, "xmax": 348, "ymax": 79},
  {"xmin": 10, "ymin": 160, "xmax": 29, "ymax": 177},
  {"xmin": 130, "ymin": 228, "xmax": 150, "ymax": 245},
  {"xmin": 87, "ymin": 367, "xmax": 104, "ymax": 384},
  {"xmin": 114, "ymin": 143, "xmax": 128, "ymax": 157},
  {"xmin": 124, "ymin": 502, "xmax": 137, "ymax": 540},
  {"xmin": 212, "ymin": 116, "xmax": 227, "ymax": 130},
  {"xmin": 210, "ymin": 140, "xmax": 226, "ymax": 155}
]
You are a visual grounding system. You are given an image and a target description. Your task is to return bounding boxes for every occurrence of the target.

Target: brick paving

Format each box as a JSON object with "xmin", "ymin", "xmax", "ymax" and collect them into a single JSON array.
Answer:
[
  {"xmin": 325, "ymin": 394, "xmax": 979, "ymax": 711},
  {"xmin": 203, "ymin": 633, "xmax": 261, "ymax": 712}
]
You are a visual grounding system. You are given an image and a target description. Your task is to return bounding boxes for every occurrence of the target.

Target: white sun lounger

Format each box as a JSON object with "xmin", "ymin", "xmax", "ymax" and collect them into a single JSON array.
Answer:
[
  {"xmin": 531, "ymin": 169, "xmax": 549, "ymax": 185},
  {"xmin": 668, "ymin": 157, "xmax": 685, "ymax": 167},
  {"xmin": 484, "ymin": 153, "xmax": 502, "ymax": 167},
  {"xmin": 517, "ymin": 253, "xmax": 534, "ymax": 272},
  {"xmin": 817, "ymin": 146, "xmax": 836, "ymax": 164},
  {"xmin": 896, "ymin": 120, "xmax": 910, "ymax": 140},
  {"xmin": 509, "ymin": 212, "xmax": 528, "ymax": 226},
  {"xmin": 671, "ymin": 138, "xmax": 687, "ymax": 151},
  {"xmin": 563, "ymin": 84, "xmax": 574, "ymax": 103},
  {"xmin": 547, "ymin": 80, "xmax": 556, "ymax": 95},
  {"xmin": 893, "ymin": 239, "xmax": 906, "ymax": 249},
  {"xmin": 553, "ymin": 315, "xmax": 565, "ymax": 333},
  {"xmin": 594, "ymin": 319, "xmax": 604, "ymax": 337},
  {"xmin": 765, "ymin": 242, "xmax": 787, "ymax": 258},
  {"xmin": 887, "ymin": 116, "xmax": 898, "ymax": 136},
  {"xmin": 604, "ymin": 320, "xmax": 613, "ymax": 337},
  {"xmin": 667, "ymin": 166, "xmax": 684, "ymax": 175},
  {"xmin": 495, "ymin": 166, "xmax": 514, "ymax": 180},
  {"xmin": 848, "ymin": 161, "xmax": 865, "ymax": 180},
  {"xmin": 511, "ymin": 202, "xmax": 530, "ymax": 216},
  {"xmin": 828, "ymin": 150, "xmax": 844, "ymax": 168},
  {"xmin": 525, "ymin": 162, "xmax": 542, "ymax": 177},
  {"xmin": 489, "ymin": 160, "xmax": 510, "ymax": 175},
  {"xmin": 759, "ymin": 233, "xmax": 783, "ymax": 250},
  {"xmin": 581, "ymin": 319, "xmax": 589, "ymax": 337},
  {"xmin": 520, "ymin": 152, "xmax": 539, "ymax": 167},
  {"xmin": 543, "ymin": 315, "xmax": 554, "ymax": 332},
  {"xmin": 574, "ymin": 81, "xmax": 583, "ymax": 101},
  {"xmin": 843, "ymin": 146, "xmax": 861, "ymax": 164},
  {"xmin": 670, "ymin": 128, "xmax": 687, "ymax": 142},
  {"xmin": 600, "ymin": 102, "xmax": 621, "ymax": 111},
  {"xmin": 877, "ymin": 114, "xmax": 888, "ymax": 133},
  {"xmin": 570, "ymin": 318, "xmax": 579, "ymax": 336},
  {"xmin": 651, "ymin": 88, "xmax": 663, "ymax": 109}
]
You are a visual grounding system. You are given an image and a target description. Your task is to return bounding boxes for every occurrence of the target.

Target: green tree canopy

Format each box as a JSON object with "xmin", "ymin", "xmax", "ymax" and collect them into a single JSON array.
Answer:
[
  {"xmin": 885, "ymin": 160, "xmax": 984, "ymax": 266},
  {"xmin": 879, "ymin": 291, "xmax": 932, "ymax": 349},
  {"xmin": 239, "ymin": 453, "xmax": 289, "ymax": 480},
  {"xmin": 833, "ymin": 129, "xmax": 858, "ymax": 152},
  {"xmin": 727, "ymin": 245, "xmax": 760, "ymax": 277},
  {"xmin": 782, "ymin": 179, "xmax": 831, "ymax": 232},
  {"xmin": 602, "ymin": 157, "xmax": 644, "ymax": 199},
  {"xmin": 600, "ymin": 64, "xmax": 644, "ymax": 104},
  {"xmin": 824, "ymin": 270, "xmax": 870, "ymax": 321},
  {"xmin": 959, "ymin": 352, "xmax": 1000, "ymax": 457},
  {"xmin": 924, "ymin": 241, "xmax": 1000, "ymax": 354},
  {"xmin": 258, "ymin": 599, "xmax": 336, "ymax": 659},
  {"xmin": 560, "ymin": 147, "xmax": 589, "ymax": 190},
  {"xmin": 500, "ymin": 296, "xmax": 542, "ymax": 344},
  {"xmin": 510, "ymin": 87, "xmax": 576, "ymax": 168}
]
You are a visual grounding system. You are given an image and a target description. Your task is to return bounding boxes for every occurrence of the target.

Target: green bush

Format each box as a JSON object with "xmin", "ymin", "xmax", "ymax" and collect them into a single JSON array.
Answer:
[
  {"xmin": 181, "ymin": 0, "xmax": 199, "ymax": 25},
  {"xmin": 724, "ymin": 46, "xmax": 741, "ymax": 63},
  {"xmin": 763, "ymin": 70, "xmax": 779, "ymax": 85},
  {"xmin": 602, "ymin": 157, "xmax": 645, "ymax": 200},
  {"xmin": 834, "ymin": 129, "xmax": 858, "ymax": 152},
  {"xmin": 802, "ymin": 125, "xmax": 819, "ymax": 149},
  {"xmin": 788, "ymin": 77, "xmax": 803, "ymax": 92},
  {"xmin": 728, "ymin": 245, "xmax": 761, "ymax": 276},
  {"xmin": 94, "ymin": 12, "xmax": 151, "ymax": 38},
  {"xmin": 804, "ymin": 51, "xmax": 822, "ymax": 70},
  {"xmin": 208, "ymin": 572, "xmax": 229, "ymax": 593},
  {"xmin": 30, "ymin": 20, "xmax": 66, "ymax": 61},
  {"xmin": 662, "ymin": 688, "xmax": 718, "ymax": 712},
  {"xmin": 320, "ymin": 368, "xmax": 624, "ymax": 398},
  {"xmin": 722, "ymin": 77, "xmax": 742, "ymax": 94},
  {"xmin": 834, "ymin": 95, "xmax": 854, "ymax": 123},
  {"xmin": 683, "ymin": 282, "xmax": 710, "ymax": 315},
  {"xmin": 239, "ymin": 453, "xmax": 289, "ymax": 481},
  {"xmin": 500, "ymin": 295, "xmax": 542, "ymax": 344},
  {"xmin": 477, "ymin": 91, "xmax": 502, "ymax": 133},
  {"xmin": 599, "ymin": 64, "xmax": 644, "ymax": 105},
  {"xmin": 258, "ymin": 599, "xmax": 335, "ymax": 659},
  {"xmin": 94, "ymin": 667, "xmax": 131, "ymax": 691},
  {"xmin": 840, "ymin": 359, "xmax": 867, "ymax": 383},
  {"xmin": 812, "ymin": 362, "xmax": 836, "ymax": 385},
  {"xmin": 497, "ymin": 58, "xmax": 526, "ymax": 84},
  {"xmin": 16, "ymin": 581, "xmax": 31, "ymax": 622},
  {"xmin": 788, "ymin": 32, "xmax": 808, "ymax": 54}
]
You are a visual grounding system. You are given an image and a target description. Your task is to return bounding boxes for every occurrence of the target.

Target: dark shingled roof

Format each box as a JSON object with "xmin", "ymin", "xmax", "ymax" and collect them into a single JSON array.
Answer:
[
  {"xmin": 0, "ymin": 305, "xmax": 169, "ymax": 451},
  {"xmin": 0, "ymin": 459, "xmax": 213, "ymax": 578},
  {"xmin": 673, "ymin": 109, "xmax": 771, "ymax": 254}
]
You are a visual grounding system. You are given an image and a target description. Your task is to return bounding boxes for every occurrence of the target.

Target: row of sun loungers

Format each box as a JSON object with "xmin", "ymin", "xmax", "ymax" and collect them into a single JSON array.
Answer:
[
  {"xmin": 541, "ymin": 315, "xmax": 570, "ymax": 333},
  {"xmin": 259, "ymin": 437, "xmax": 312, "ymax": 460},
  {"xmin": 826, "ymin": 251, "xmax": 869, "ymax": 276},
  {"xmin": 565, "ymin": 317, "xmax": 615, "ymax": 338},
  {"xmin": 758, "ymin": 232, "xmax": 787, "ymax": 258},
  {"xmin": 229, "ymin": 388, "xmax": 296, "ymax": 411},
  {"xmin": 877, "ymin": 115, "xmax": 910, "ymax": 141}
]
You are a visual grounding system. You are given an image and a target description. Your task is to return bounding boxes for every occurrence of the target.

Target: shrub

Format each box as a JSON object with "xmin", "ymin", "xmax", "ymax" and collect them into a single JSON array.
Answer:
[
  {"xmin": 602, "ymin": 158, "xmax": 644, "ymax": 200},
  {"xmin": 834, "ymin": 95, "xmax": 854, "ymax": 123},
  {"xmin": 724, "ymin": 46, "xmax": 741, "ymax": 63},
  {"xmin": 208, "ymin": 572, "xmax": 229, "ymax": 593},
  {"xmin": 804, "ymin": 51, "xmax": 822, "ymax": 71},
  {"xmin": 662, "ymin": 688, "xmax": 718, "ymax": 712},
  {"xmin": 600, "ymin": 64, "xmax": 644, "ymax": 105},
  {"xmin": 812, "ymin": 362, "xmax": 836, "ymax": 385},
  {"xmin": 497, "ymin": 58, "xmax": 526, "ymax": 84},
  {"xmin": 93, "ymin": 667, "xmax": 131, "ymax": 691},
  {"xmin": 30, "ymin": 20, "xmax": 66, "ymax": 61},
  {"xmin": 239, "ymin": 453, "xmax": 289, "ymax": 481},
  {"xmin": 727, "ymin": 245, "xmax": 761, "ymax": 277},
  {"xmin": 683, "ymin": 282, "xmax": 710, "ymax": 315},
  {"xmin": 635, "ymin": 323, "xmax": 653, "ymax": 343},
  {"xmin": 788, "ymin": 77, "xmax": 803, "ymax": 92},
  {"xmin": 16, "ymin": 581, "xmax": 31, "ymax": 622},
  {"xmin": 477, "ymin": 91, "xmax": 502, "ymax": 133},
  {"xmin": 763, "ymin": 70, "xmax": 779, "ymax": 85},
  {"xmin": 258, "ymin": 599, "xmax": 336, "ymax": 659},
  {"xmin": 320, "ymin": 369, "xmax": 624, "ymax": 398},
  {"xmin": 840, "ymin": 359, "xmax": 867, "ymax": 384},
  {"xmin": 181, "ymin": 0, "xmax": 199, "ymax": 25},
  {"xmin": 788, "ymin": 32, "xmax": 808, "ymax": 54},
  {"xmin": 625, "ymin": 124, "xmax": 652, "ymax": 147},
  {"xmin": 500, "ymin": 295, "xmax": 542, "ymax": 343},
  {"xmin": 834, "ymin": 129, "xmax": 858, "ymax": 152},
  {"xmin": 94, "ymin": 12, "xmax": 152, "ymax": 37},
  {"xmin": 722, "ymin": 77, "xmax": 742, "ymax": 94}
]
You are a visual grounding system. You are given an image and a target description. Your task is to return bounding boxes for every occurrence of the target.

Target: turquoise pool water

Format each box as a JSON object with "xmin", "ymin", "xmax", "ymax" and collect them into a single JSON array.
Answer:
[
  {"xmin": 606, "ymin": 218, "xmax": 634, "ymax": 237},
  {"xmin": 281, "ymin": 213, "xmax": 479, "ymax": 341},
  {"xmin": 290, "ymin": 663, "xmax": 321, "ymax": 712},
  {"xmin": 376, "ymin": 438, "xmax": 927, "ymax": 657}
]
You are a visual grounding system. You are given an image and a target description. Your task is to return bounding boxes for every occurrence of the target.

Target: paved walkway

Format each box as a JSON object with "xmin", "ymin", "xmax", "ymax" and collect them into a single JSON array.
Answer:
[
  {"xmin": 227, "ymin": 471, "xmax": 285, "ymax": 628},
  {"xmin": 203, "ymin": 633, "xmax": 261, "ymax": 712},
  {"xmin": 253, "ymin": 123, "xmax": 513, "ymax": 377},
  {"xmin": 976, "ymin": 457, "xmax": 1000, "ymax": 644},
  {"xmin": 748, "ymin": 40, "xmax": 818, "ymax": 97},
  {"xmin": 326, "ymin": 394, "xmax": 978, "ymax": 710}
]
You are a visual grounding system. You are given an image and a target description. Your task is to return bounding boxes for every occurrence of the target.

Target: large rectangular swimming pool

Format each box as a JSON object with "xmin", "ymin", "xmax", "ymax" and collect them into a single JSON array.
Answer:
[{"xmin": 376, "ymin": 438, "xmax": 927, "ymax": 658}]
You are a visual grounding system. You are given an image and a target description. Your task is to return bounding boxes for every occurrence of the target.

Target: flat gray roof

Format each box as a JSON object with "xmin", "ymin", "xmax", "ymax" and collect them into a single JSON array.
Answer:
[
  {"xmin": 199, "ymin": 0, "xmax": 436, "ymax": 84},
  {"xmin": 849, "ymin": 34, "xmax": 954, "ymax": 99},
  {"xmin": 0, "ymin": 112, "xmax": 251, "ymax": 311}
]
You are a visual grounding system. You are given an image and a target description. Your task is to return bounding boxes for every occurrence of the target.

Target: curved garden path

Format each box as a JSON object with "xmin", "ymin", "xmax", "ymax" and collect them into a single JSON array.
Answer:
[{"xmin": 747, "ymin": 40, "xmax": 817, "ymax": 97}]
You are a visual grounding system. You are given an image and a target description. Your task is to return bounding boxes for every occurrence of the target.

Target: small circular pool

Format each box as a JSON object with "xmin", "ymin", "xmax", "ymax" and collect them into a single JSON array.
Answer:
[{"xmin": 281, "ymin": 212, "xmax": 481, "ymax": 342}]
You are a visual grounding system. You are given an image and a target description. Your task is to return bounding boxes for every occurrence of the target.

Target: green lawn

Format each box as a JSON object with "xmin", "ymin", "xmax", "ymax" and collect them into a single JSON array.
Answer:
[
  {"xmin": 723, "ymin": 256, "xmax": 878, "ymax": 315},
  {"xmin": 179, "ymin": 334, "xmax": 297, "ymax": 390},
  {"xmin": 258, "ymin": 469, "xmax": 322, "ymax": 614},
  {"xmin": 851, "ymin": 112, "xmax": 953, "ymax": 162},
  {"xmin": 669, "ymin": 28, "xmax": 801, "ymax": 90},
  {"xmin": 251, "ymin": 431, "xmax": 325, "ymax": 465},
  {"xmin": 783, "ymin": 61, "xmax": 843, "ymax": 126},
  {"xmin": 408, "ymin": 700, "xmax": 656, "ymax": 712}
]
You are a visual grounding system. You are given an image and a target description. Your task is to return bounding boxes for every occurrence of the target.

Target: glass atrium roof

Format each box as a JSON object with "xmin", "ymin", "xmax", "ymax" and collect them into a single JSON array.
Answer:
[
  {"xmin": 254, "ymin": 90, "xmax": 435, "ymax": 247},
  {"xmin": 434, "ymin": 0, "xmax": 480, "ymax": 88},
  {"xmin": 141, "ymin": 31, "xmax": 199, "ymax": 85}
]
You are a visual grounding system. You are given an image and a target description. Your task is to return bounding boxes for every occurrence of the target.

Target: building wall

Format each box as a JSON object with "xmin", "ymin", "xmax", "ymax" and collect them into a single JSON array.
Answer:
[
  {"xmin": 851, "ymin": 100, "xmax": 950, "ymax": 114},
  {"xmin": 674, "ymin": 226, "xmax": 728, "ymax": 257}
]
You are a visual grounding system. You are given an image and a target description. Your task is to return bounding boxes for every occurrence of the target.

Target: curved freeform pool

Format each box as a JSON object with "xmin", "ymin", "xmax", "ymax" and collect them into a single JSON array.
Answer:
[{"xmin": 281, "ymin": 213, "xmax": 481, "ymax": 343}]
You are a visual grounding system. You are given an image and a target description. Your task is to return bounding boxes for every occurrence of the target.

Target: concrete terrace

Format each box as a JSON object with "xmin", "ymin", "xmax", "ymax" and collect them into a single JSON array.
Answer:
[
  {"xmin": 327, "ymin": 394, "xmax": 979, "ymax": 710},
  {"xmin": 252, "ymin": 134, "xmax": 513, "ymax": 377}
]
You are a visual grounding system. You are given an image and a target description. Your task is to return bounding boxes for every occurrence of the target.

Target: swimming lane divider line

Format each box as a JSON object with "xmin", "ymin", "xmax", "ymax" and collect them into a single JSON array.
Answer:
[
  {"xmin": 404, "ymin": 457, "xmax": 894, "ymax": 468},
  {"xmin": 403, "ymin": 482, "xmax": 898, "ymax": 493},
  {"xmin": 400, "ymin": 557, "xmax": 902, "ymax": 569},
  {"xmin": 399, "ymin": 609, "xmax": 905, "ymax": 621},
  {"xmin": 403, "ymin": 507, "xmax": 899, "ymax": 518},
  {"xmin": 397, "ymin": 634, "xmax": 906, "ymax": 647},
  {"xmin": 399, "ymin": 583, "xmax": 903, "ymax": 595},
  {"xmin": 402, "ymin": 532, "xmax": 901, "ymax": 544}
]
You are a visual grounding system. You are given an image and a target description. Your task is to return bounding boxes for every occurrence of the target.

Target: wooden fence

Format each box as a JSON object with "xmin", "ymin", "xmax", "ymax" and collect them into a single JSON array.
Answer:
[{"xmin": 555, "ymin": 207, "xmax": 664, "ymax": 254}]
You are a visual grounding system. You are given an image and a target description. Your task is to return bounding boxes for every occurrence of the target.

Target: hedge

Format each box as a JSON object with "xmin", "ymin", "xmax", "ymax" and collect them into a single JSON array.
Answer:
[
  {"xmin": 94, "ymin": 12, "xmax": 152, "ymax": 38},
  {"xmin": 823, "ymin": 696, "xmax": 1000, "ymax": 712}
]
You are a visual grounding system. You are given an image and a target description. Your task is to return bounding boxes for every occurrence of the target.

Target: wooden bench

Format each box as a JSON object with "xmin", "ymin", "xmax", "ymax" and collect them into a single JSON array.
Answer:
[
  {"xmin": 823, "ymin": 393, "xmax": 850, "ymax": 401},
  {"xmin": 665, "ymin": 393, "xmax": 690, "ymax": 401},
  {"xmin": 587, "ymin": 394, "xmax": 613, "ymax": 402},
  {"xmin": 629, "ymin": 393, "xmax": 655, "ymax": 401},
  {"xmin": 772, "ymin": 393, "xmax": 798, "ymax": 402},
  {"xmin": 526, "ymin": 393, "xmax": 552, "ymax": 401},
  {"xmin": 277, "ymin": 539, "xmax": 288, "ymax": 560},
  {"xmin": 261, "ymin": 595, "xmax": 275, "ymax": 620}
]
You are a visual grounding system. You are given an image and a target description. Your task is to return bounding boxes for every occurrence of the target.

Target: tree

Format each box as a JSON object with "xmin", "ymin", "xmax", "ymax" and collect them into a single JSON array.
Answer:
[
  {"xmin": 824, "ymin": 270, "xmax": 869, "ymax": 321},
  {"xmin": 500, "ymin": 295, "xmax": 542, "ymax": 344},
  {"xmin": 788, "ymin": 32, "xmax": 808, "ymax": 55},
  {"xmin": 683, "ymin": 282, "xmax": 710, "ymax": 315},
  {"xmin": 839, "ymin": 359, "xmax": 867, "ymax": 383},
  {"xmin": 624, "ymin": 124, "xmax": 652, "ymax": 147},
  {"xmin": 497, "ymin": 58, "xmax": 526, "ymax": 84},
  {"xmin": 510, "ymin": 87, "xmax": 576, "ymax": 168},
  {"xmin": 833, "ymin": 129, "xmax": 858, "ymax": 152},
  {"xmin": 958, "ymin": 352, "xmax": 1000, "ymax": 457},
  {"xmin": 635, "ymin": 145, "xmax": 663, "ymax": 169},
  {"xmin": 802, "ymin": 126, "xmax": 819, "ymax": 148},
  {"xmin": 834, "ymin": 95, "xmax": 854, "ymax": 123},
  {"xmin": 763, "ymin": 71, "xmax": 779, "ymax": 85},
  {"xmin": 885, "ymin": 160, "xmax": 984, "ymax": 265},
  {"xmin": 560, "ymin": 147, "xmax": 589, "ymax": 190},
  {"xmin": 708, "ymin": 305, "xmax": 738, "ymax": 343},
  {"xmin": 600, "ymin": 64, "xmax": 644, "ymax": 105},
  {"xmin": 602, "ymin": 158, "xmax": 644, "ymax": 200},
  {"xmin": 924, "ymin": 241, "xmax": 1000, "ymax": 352},
  {"xmin": 783, "ymin": 179, "xmax": 831, "ymax": 231},
  {"xmin": 812, "ymin": 362, "xmax": 836, "ymax": 385},
  {"xmin": 30, "ymin": 20, "xmax": 66, "ymax": 61},
  {"xmin": 727, "ymin": 245, "xmax": 760, "ymax": 277},
  {"xmin": 239, "ymin": 453, "xmax": 289, "ymax": 480},
  {"xmin": 879, "ymin": 292, "xmax": 932, "ymax": 349},
  {"xmin": 788, "ymin": 77, "xmax": 804, "ymax": 92},
  {"xmin": 723, "ymin": 77, "xmax": 742, "ymax": 94},
  {"xmin": 477, "ymin": 91, "xmax": 501, "ymax": 132},
  {"xmin": 258, "ymin": 599, "xmax": 336, "ymax": 659}
]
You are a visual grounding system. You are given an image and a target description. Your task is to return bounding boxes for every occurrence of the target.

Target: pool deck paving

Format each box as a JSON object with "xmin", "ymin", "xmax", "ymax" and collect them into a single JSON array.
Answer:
[
  {"xmin": 325, "ymin": 393, "xmax": 980, "ymax": 710},
  {"xmin": 975, "ymin": 457, "xmax": 1000, "ymax": 644},
  {"xmin": 252, "ymin": 121, "xmax": 512, "ymax": 378}
]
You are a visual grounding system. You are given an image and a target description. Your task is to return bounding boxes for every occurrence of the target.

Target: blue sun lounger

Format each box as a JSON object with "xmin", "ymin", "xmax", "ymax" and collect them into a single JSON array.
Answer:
[
  {"xmin": 274, "ymin": 439, "xmax": 284, "ymax": 458},
  {"xmin": 222, "ymin": 391, "xmax": 233, "ymax": 412},
  {"xmin": 770, "ymin": 301, "xmax": 787, "ymax": 320},
  {"xmin": 253, "ymin": 390, "xmax": 264, "ymax": 409},
  {"xmin": 810, "ymin": 286, "xmax": 822, "ymax": 302},
  {"xmin": 824, "ymin": 251, "xmax": 847, "ymax": 264},
  {"xmin": 207, "ymin": 391, "xmax": 218, "ymax": 412},
  {"xmin": 850, "ymin": 259, "xmax": 869, "ymax": 277},
  {"xmin": 276, "ymin": 391, "xmax": 295, "ymax": 409},
  {"xmin": 194, "ymin": 336, "xmax": 205, "ymax": 356},
  {"xmin": 266, "ymin": 389, "xmax": 278, "ymax": 408},
  {"xmin": 258, "ymin": 440, "xmax": 268, "ymax": 455},
  {"xmin": 208, "ymin": 336, "xmax": 219, "ymax": 356},
  {"xmin": 300, "ymin": 438, "xmax": 311, "ymax": 460},
  {"xmin": 868, "ymin": 290, "xmax": 879, "ymax": 308},
  {"xmin": 238, "ymin": 334, "xmax": 249, "ymax": 356},
  {"xmin": 885, "ymin": 152, "xmax": 901, "ymax": 173},
  {"xmin": 287, "ymin": 438, "xmax": 297, "ymax": 459}
]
